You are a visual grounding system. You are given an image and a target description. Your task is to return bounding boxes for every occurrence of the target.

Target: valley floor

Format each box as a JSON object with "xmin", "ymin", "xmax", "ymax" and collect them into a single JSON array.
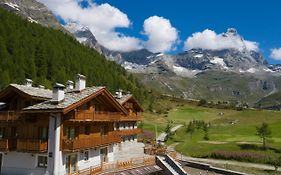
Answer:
[{"xmin": 140, "ymin": 98, "xmax": 281, "ymax": 174}]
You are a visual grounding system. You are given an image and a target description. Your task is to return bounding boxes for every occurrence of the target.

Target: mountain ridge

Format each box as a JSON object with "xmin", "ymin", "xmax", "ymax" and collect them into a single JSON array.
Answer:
[{"xmin": 2, "ymin": 0, "xmax": 281, "ymax": 108}]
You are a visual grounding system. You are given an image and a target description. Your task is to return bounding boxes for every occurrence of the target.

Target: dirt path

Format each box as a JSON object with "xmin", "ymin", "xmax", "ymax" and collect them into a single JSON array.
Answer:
[{"xmin": 156, "ymin": 124, "xmax": 183, "ymax": 142}]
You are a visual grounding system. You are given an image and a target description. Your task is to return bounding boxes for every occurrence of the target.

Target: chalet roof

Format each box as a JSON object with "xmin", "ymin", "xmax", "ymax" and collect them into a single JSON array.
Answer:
[
  {"xmin": 8, "ymin": 84, "xmax": 52, "ymax": 99},
  {"xmin": 23, "ymin": 86, "xmax": 104, "ymax": 112},
  {"xmin": 116, "ymin": 94, "xmax": 144, "ymax": 112},
  {"xmin": 116, "ymin": 94, "xmax": 133, "ymax": 105}
]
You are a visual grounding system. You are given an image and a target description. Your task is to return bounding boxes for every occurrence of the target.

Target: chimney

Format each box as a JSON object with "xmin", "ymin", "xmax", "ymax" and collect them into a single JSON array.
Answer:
[
  {"xmin": 25, "ymin": 79, "xmax": 33, "ymax": 87},
  {"xmin": 75, "ymin": 74, "xmax": 86, "ymax": 91},
  {"xmin": 116, "ymin": 89, "xmax": 123, "ymax": 99},
  {"xmin": 66, "ymin": 80, "xmax": 74, "ymax": 90},
  {"xmin": 52, "ymin": 83, "xmax": 65, "ymax": 102}
]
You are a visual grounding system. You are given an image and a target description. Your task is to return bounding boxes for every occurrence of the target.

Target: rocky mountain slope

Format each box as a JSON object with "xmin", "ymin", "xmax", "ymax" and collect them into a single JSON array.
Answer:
[
  {"xmin": 86, "ymin": 28, "xmax": 280, "ymax": 105},
  {"xmin": 0, "ymin": 0, "xmax": 65, "ymax": 31},
  {"xmin": 66, "ymin": 25, "xmax": 279, "ymax": 76},
  {"xmin": 255, "ymin": 90, "xmax": 281, "ymax": 110}
]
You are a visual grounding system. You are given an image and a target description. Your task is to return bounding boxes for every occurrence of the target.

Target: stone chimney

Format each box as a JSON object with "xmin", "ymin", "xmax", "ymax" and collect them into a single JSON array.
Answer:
[
  {"xmin": 25, "ymin": 79, "xmax": 33, "ymax": 87},
  {"xmin": 75, "ymin": 74, "xmax": 86, "ymax": 91},
  {"xmin": 66, "ymin": 80, "xmax": 74, "ymax": 90},
  {"xmin": 52, "ymin": 83, "xmax": 65, "ymax": 102}
]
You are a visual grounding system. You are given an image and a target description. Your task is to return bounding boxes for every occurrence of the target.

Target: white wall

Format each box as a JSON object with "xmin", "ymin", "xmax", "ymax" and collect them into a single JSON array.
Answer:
[
  {"xmin": 46, "ymin": 114, "xmax": 63, "ymax": 175},
  {"xmin": 108, "ymin": 144, "xmax": 114, "ymax": 162},
  {"xmin": 0, "ymin": 152, "xmax": 47, "ymax": 175},
  {"xmin": 77, "ymin": 148, "xmax": 101, "ymax": 170}
]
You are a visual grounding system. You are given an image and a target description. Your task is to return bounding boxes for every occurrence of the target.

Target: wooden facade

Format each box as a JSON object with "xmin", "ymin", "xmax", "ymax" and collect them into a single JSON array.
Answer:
[{"xmin": 0, "ymin": 84, "xmax": 143, "ymax": 154}]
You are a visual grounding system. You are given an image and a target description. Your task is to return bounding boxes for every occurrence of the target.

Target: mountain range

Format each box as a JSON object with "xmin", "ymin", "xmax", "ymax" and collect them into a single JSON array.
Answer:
[{"xmin": 2, "ymin": 0, "xmax": 281, "ymax": 108}]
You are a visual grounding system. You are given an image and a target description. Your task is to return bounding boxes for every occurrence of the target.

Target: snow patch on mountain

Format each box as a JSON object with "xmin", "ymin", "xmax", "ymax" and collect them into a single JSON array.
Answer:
[
  {"xmin": 122, "ymin": 61, "xmax": 147, "ymax": 73},
  {"xmin": 210, "ymin": 57, "xmax": 228, "ymax": 69},
  {"xmin": 173, "ymin": 65, "xmax": 201, "ymax": 77},
  {"xmin": 27, "ymin": 17, "xmax": 38, "ymax": 23},
  {"xmin": 194, "ymin": 54, "xmax": 203, "ymax": 58},
  {"xmin": 77, "ymin": 37, "xmax": 88, "ymax": 43},
  {"xmin": 4, "ymin": 2, "xmax": 20, "ymax": 11},
  {"xmin": 247, "ymin": 68, "xmax": 257, "ymax": 73}
]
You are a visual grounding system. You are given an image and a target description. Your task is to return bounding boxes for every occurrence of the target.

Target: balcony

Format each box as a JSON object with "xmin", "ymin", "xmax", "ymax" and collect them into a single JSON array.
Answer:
[
  {"xmin": 0, "ymin": 111, "xmax": 20, "ymax": 122},
  {"xmin": 69, "ymin": 110, "xmax": 122, "ymax": 122},
  {"xmin": 62, "ymin": 132, "xmax": 121, "ymax": 151},
  {"xmin": 119, "ymin": 128, "xmax": 141, "ymax": 136},
  {"xmin": 17, "ymin": 139, "xmax": 48, "ymax": 152},
  {"xmin": 120, "ymin": 113, "xmax": 142, "ymax": 121},
  {"xmin": 77, "ymin": 156, "xmax": 156, "ymax": 175},
  {"xmin": 0, "ymin": 138, "xmax": 17, "ymax": 151}
]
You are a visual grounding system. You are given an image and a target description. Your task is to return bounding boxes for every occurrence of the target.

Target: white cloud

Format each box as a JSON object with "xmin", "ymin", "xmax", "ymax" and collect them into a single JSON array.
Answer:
[
  {"xmin": 184, "ymin": 29, "xmax": 259, "ymax": 52},
  {"xmin": 38, "ymin": 0, "xmax": 141, "ymax": 52},
  {"xmin": 270, "ymin": 48, "xmax": 281, "ymax": 60},
  {"xmin": 143, "ymin": 16, "xmax": 179, "ymax": 53}
]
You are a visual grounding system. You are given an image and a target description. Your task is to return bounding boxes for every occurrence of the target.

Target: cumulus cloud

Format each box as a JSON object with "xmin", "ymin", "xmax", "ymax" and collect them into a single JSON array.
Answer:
[
  {"xmin": 270, "ymin": 48, "xmax": 281, "ymax": 60},
  {"xmin": 143, "ymin": 16, "xmax": 179, "ymax": 53},
  {"xmin": 38, "ymin": 0, "xmax": 141, "ymax": 52},
  {"xmin": 184, "ymin": 29, "xmax": 259, "ymax": 52}
]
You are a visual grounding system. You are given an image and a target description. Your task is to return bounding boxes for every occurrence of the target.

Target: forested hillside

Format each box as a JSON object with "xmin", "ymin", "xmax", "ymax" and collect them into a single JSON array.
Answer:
[{"xmin": 0, "ymin": 8, "xmax": 149, "ymax": 103}]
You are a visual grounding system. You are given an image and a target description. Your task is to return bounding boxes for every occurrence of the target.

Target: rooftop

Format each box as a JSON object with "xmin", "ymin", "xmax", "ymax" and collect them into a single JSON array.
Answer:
[
  {"xmin": 10, "ymin": 84, "xmax": 52, "ymax": 99},
  {"xmin": 24, "ymin": 86, "xmax": 104, "ymax": 111},
  {"xmin": 115, "ymin": 94, "xmax": 133, "ymax": 105}
]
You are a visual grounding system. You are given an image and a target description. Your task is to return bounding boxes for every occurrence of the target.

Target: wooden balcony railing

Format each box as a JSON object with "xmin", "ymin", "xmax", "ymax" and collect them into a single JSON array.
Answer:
[
  {"xmin": 119, "ymin": 128, "xmax": 141, "ymax": 136},
  {"xmin": 75, "ymin": 156, "xmax": 156, "ymax": 175},
  {"xmin": 69, "ymin": 110, "xmax": 142, "ymax": 122},
  {"xmin": 17, "ymin": 139, "xmax": 48, "ymax": 152},
  {"xmin": 94, "ymin": 112, "xmax": 121, "ymax": 121},
  {"xmin": 70, "ymin": 111, "xmax": 122, "ymax": 122},
  {"xmin": 62, "ymin": 132, "xmax": 121, "ymax": 151},
  {"xmin": 0, "ymin": 138, "xmax": 17, "ymax": 151},
  {"xmin": 120, "ymin": 114, "xmax": 142, "ymax": 121},
  {"xmin": 0, "ymin": 111, "xmax": 20, "ymax": 122}
]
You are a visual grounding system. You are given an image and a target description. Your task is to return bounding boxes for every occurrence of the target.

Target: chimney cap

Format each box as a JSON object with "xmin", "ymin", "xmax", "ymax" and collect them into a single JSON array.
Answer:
[
  {"xmin": 26, "ymin": 79, "xmax": 33, "ymax": 83},
  {"xmin": 53, "ymin": 83, "xmax": 65, "ymax": 89},
  {"xmin": 38, "ymin": 85, "xmax": 45, "ymax": 89},
  {"xmin": 77, "ymin": 74, "xmax": 86, "ymax": 80},
  {"xmin": 66, "ymin": 80, "xmax": 74, "ymax": 85}
]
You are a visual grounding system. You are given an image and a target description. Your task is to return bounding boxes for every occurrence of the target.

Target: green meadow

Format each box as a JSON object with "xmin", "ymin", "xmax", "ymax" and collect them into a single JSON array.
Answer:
[{"xmin": 142, "ymin": 103, "xmax": 281, "ymax": 165}]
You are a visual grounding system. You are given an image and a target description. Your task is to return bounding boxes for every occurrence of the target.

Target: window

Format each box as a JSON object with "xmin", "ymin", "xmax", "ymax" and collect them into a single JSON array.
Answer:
[
  {"xmin": 66, "ymin": 154, "xmax": 77, "ymax": 173},
  {"xmin": 0, "ymin": 127, "xmax": 5, "ymax": 138},
  {"xmin": 85, "ymin": 125, "xmax": 91, "ymax": 135},
  {"xmin": 11, "ymin": 127, "xmax": 17, "ymax": 138},
  {"xmin": 84, "ymin": 151, "xmax": 89, "ymax": 161},
  {"xmin": 37, "ymin": 156, "xmax": 48, "ymax": 168},
  {"xmin": 39, "ymin": 127, "xmax": 48, "ymax": 140},
  {"xmin": 100, "ymin": 126, "xmax": 108, "ymax": 136},
  {"xmin": 66, "ymin": 127, "xmax": 77, "ymax": 140},
  {"xmin": 100, "ymin": 147, "xmax": 108, "ymax": 163}
]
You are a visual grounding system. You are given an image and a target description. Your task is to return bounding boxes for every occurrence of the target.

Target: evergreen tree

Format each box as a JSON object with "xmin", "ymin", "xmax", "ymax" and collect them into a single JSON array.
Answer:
[
  {"xmin": 256, "ymin": 122, "xmax": 272, "ymax": 150},
  {"xmin": 0, "ymin": 7, "xmax": 150, "ymax": 104}
]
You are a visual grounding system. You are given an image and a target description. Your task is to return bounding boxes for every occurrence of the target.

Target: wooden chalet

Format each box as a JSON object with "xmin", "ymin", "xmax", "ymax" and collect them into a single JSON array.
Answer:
[{"xmin": 0, "ymin": 75, "xmax": 154, "ymax": 175}]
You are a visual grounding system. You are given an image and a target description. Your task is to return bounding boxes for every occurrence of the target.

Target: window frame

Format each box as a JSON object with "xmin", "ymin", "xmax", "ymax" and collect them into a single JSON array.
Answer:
[
  {"xmin": 37, "ymin": 155, "xmax": 48, "ymax": 168},
  {"xmin": 84, "ymin": 150, "xmax": 89, "ymax": 161}
]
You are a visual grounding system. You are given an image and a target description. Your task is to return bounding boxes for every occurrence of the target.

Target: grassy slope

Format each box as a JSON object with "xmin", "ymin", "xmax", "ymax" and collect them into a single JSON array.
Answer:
[
  {"xmin": 142, "ymin": 99, "xmax": 281, "ymax": 164},
  {"xmin": 136, "ymin": 71, "xmax": 281, "ymax": 106},
  {"xmin": 257, "ymin": 90, "xmax": 281, "ymax": 109}
]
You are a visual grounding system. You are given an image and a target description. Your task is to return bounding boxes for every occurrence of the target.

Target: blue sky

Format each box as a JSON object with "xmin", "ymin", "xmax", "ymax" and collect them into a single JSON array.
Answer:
[{"xmin": 39, "ymin": 0, "xmax": 281, "ymax": 64}]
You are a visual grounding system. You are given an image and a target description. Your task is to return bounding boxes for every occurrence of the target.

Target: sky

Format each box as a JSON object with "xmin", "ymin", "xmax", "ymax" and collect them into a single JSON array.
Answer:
[{"xmin": 38, "ymin": 0, "xmax": 281, "ymax": 64}]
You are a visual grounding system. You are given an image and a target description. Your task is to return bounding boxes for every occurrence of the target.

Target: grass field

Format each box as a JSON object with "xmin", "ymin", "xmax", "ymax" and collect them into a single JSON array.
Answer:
[{"xmin": 142, "ymin": 101, "xmax": 281, "ymax": 165}]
